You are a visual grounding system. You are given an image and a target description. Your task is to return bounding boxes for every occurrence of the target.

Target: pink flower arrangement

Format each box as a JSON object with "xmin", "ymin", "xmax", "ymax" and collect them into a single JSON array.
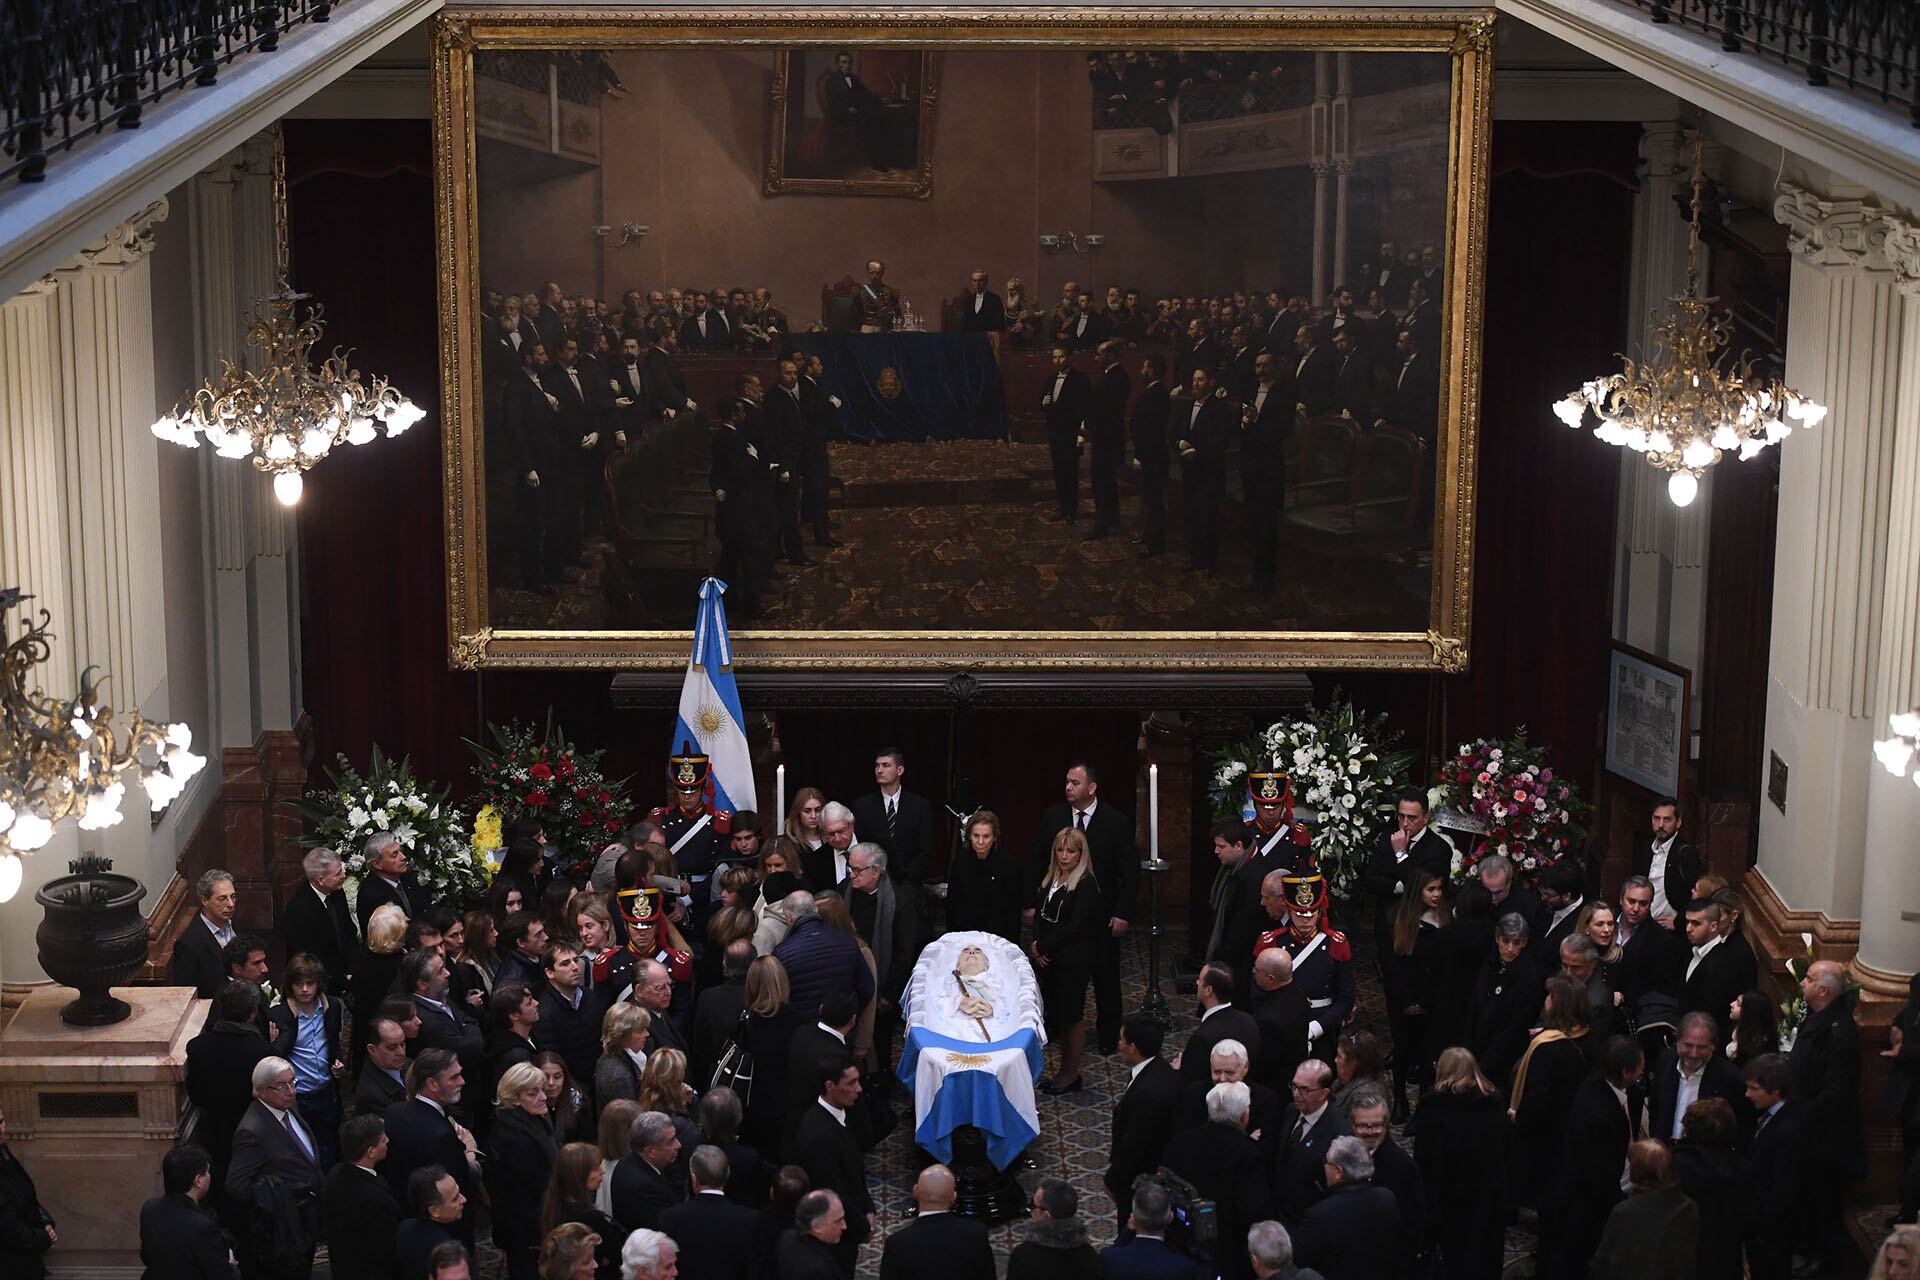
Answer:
[{"xmin": 1430, "ymin": 731, "xmax": 1590, "ymax": 880}]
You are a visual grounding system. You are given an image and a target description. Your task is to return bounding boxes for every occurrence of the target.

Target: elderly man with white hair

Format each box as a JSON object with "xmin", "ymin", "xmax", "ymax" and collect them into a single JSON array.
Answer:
[
  {"xmin": 804, "ymin": 800, "xmax": 859, "ymax": 891},
  {"xmin": 281, "ymin": 846, "xmax": 359, "ymax": 993},
  {"xmin": 357, "ymin": 830, "xmax": 422, "ymax": 931},
  {"xmin": 774, "ymin": 885, "xmax": 875, "ymax": 1024},
  {"xmin": 1160, "ymin": 1081, "xmax": 1272, "ymax": 1280},
  {"xmin": 1787, "ymin": 957, "xmax": 1865, "ymax": 1275},
  {"xmin": 621, "ymin": 1228, "xmax": 679, "ymax": 1280},
  {"xmin": 1293, "ymin": 1135, "xmax": 1400, "ymax": 1280},
  {"xmin": 1249, "ymin": 1220, "xmax": 1325, "ymax": 1280},
  {"xmin": 225, "ymin": 1057, "xmax": 325, "ymax": 1279},
  {"xmin": 1174, "ymin": 1037, "xmax": 1283, "ymax": 1154}
]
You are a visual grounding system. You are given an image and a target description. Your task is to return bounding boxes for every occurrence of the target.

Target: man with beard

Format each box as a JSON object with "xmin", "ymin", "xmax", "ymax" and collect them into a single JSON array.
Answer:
[
  {"xmin": 857, "ymin": 260, "xmax": 901, "ymax": 332},
  {"xmin": 606, "ymin": 335, "xmax": 651, "ymax": 445},
  {"xmin": 1174, "ymin": 366, "xmax": 1235, "ymax": 577}
]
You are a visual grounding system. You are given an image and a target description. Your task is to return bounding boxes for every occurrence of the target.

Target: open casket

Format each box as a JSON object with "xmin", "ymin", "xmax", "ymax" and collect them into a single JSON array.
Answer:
[{"xmin": 896, "ymin": 930, "xmax": 1048, "ymax": 1169}]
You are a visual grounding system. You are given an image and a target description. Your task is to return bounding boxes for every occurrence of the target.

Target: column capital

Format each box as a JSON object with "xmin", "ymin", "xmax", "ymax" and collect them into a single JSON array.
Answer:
[
  {"xmin": 53, "ymin": 198, "xmax": 170, "ymax": 275},
  {"xmin": 1876, "ymin": 214, "xmax": 1920, "ymax": 299},
  {"xmin": 1774, "ymin": 182, "xmax": 1884, "ymax": 271}
]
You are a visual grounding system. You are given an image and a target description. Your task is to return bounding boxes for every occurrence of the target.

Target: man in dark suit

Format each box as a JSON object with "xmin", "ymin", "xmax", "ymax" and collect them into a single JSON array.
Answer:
[
  {"xmin": 1292, "ymin": 1135, "xmax": 1401, "ymax": 1280},
  {"xmin": 1744, "ymin": 1053, "xmax": 1800, "ymax": 1280},
  {"xmin": 1176, "ymin": 317, "xmax": 1220, "ymax": 389},
  {"xmin": 1273, "ymin": 1057, "xmax": 1349, "ymax": 1220},
  {"xmin": 1083, "ymin": 340, "xmax": 1131, "ymax": 540},
  {"xmin": 1649, "ymin": 1010, "xmax": 1746, "ymax": 1142},
  {"xmin": 280, "ymin": 849, "xmax": 357, "ymax": 994},
  {"xmin": 1548, "ymin": 1036, "xmax": 1643, "ymax": 1280},
  {"xmin": 1179, "ymin": 964, "xmax": 1262, "ymax": 1086},
  {"xmin": 796, "ymin": 352, "xmax": 840, "ymax": 548},
  {"xmin": 678, "ymin": 293, "xmax": 733, "ymax": 351},
  {"xmin": 708, "ymin": 397, "xmax": 762, "ymax": 620},
  {"xmin": 659, "ymin": 1144, "xmax": 761, "ymax": 1280},
  {"xmin": 1106, "ymin": 1014, "xmax": 1182, "ymax": 1229},
  {"xmin": 1479, "ymin": 852, "xmax": 1547, "ymax": 940},
  {"xmin": 1174, "ymin": 366, "xmax": 1236, "ymax": 576},
  {"xmin": 172, "ymin": 869, "xmax": 239, "ymax": 997},
  {"xmin": 783, "ymin": 992, "xmax": 864, "ymax": 1158},
  {"xmin": 355, "ymin": 835, "xmax": 425, "ymax": 934},
  {"xmin": 1290, "ymin": 324, "xmax": 1336, "ymax": 417},
  {"xmin": 1220, "ymin": 326, "xmax": 1260, "ymax": 400},
  {"xmin": 225, "ymin": 1058, "xmax": 325, "ymax": 1280},
  {"xmin": 762, "ymin": 361, "xmax": 811, "ymax": 567},
  {"xmin": 1130, "ymin": 355, "xmax": 1173, "ymax": 558},
  {"xmin": 643, "ymin": 328, "xmax": 696, "ymax": 422},
  {"xmin": 690, "ymin": 940, "xmax": 753, "ymax": 1088},
  {"xmin": 138, "ymin": 1145, "xmax": 237, "ymax": 1280},
  {"xmin": 606, "ymin": 334, "xmax": 652, "ymax": 445},
  {"xmin": 381, "ymin": 1051, "xmax": 477, "ymax": 1246},
  {"xmin": 1401, "ymin": 278, "xmax": 1442, "ymax": 358},
  {"xmin": 1098, "ymin": 1181, "xmax": 1211, "ymax": 1280},
  {"xmin": 500, "ymin": 341, "xmax": 572, "ymax": 592},
  {"xmin": 1635, "ymin": 797, "xmax": 1704, "ymax": 935},
  {"xmin": 322, "ymin": 1115, "xmax": 403, "ymax": 1280},
  {"xmin": 355, "ymin": 1016, "xmax": 411, "ymax": 1117},
  {"xmin": 877, "ymin": 1164, "xmax": 993, "ymax": 1280},
  {"xmin": 1362, "ymin": 788, "xmax": 1454, "ymax": 955},
  {"xmin": 544, "ymin": 336, "xmax": 612, "ymax": 533},
  {"xmin": 1328, "ymin": 327, "xmax": 1372, "ymax": 420},
  {"xmin": 1176, "ymin": 1036, "xmax": 1284, "ymax": 1160},
  {"xmin": 612, "ymin": 1110, "xmax": 686, "ymax": 1231},
  {"xmin": 780, "ymin": 1190, "xmax": 852, "ymax": 1280},
  {"xmin": 1029, "ymin": 761, "xmax": 1138, "ymax": 1053},
  {"xmin": 1469, "ymin": 915, "xmax": 1543, "ymax": 1086},
  {"xmin": 1376, "ymin": 328, "xmax": 1440, "ymax": 439},
  {"xmin": 1346, "ymin": 1088, "xmax": 1427, "ymax": 1274},
  {"xmin": 400, "ymin": 950, "xmax": 486, "ymax": 1122},
  {"xmin": 1239, "ymin": 351, "xmax": 1293, "ymax": 595},
  {"xmin": 1062, "ymin": 293, "xmax": 1109, "ymax": 351},
  {"xmin": 1245, "ymin": 943, "xmax": 1312, "ymax": 1093},
  {"xmin": 792, "ymin": 1053, "xmax": 874, "ymax": 1268},
  {"xmin": 1534, "ymin": 861, "xmax": 1588, "ymax": 960},
  {"xmin": 532, "ymin": 942, "xmax": 605, "ymax": 1087},
  {"xmin": 957, "ymin": 271, "xmax": 1005, "ymax": 333},
  {"xmin": 1041, "ymin": 346, "xmax": 1090, "ymax": 524},
  {"xmin": 848, "ymin": 747, "xmax": 936, "ymax": 888},
  {"xmin": 1682, "ymin": 897, "xmax": 1757, "ymax": 1039},
  {"xmin": 1615, "ymin": 876, "xmax": 1687, "ymax": 1043},
  {"xmin": 394, "ymin": 1168, "xmax": 466, "ymax": 1280},
  {"xmin": 185, "ymin": 981, "xmax": 270, "ymax": 1208},
  {"xmin": 1163, "ymin": 1082, "xmax": 1271, "ymax": 1280},
  {"xmin": 1789, "ymin": 960, "xmax": 1866, "ymax": 1273}
]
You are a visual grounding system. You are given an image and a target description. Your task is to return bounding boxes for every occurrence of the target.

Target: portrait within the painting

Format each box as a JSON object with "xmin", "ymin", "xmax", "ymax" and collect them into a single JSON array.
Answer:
[{"xmin": 465, "ymin": 43, "xmax": 1463, "ymax": 641}]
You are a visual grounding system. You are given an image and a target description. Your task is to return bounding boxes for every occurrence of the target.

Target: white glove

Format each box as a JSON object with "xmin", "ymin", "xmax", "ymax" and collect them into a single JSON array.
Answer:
[
  {"xmin": 1308, "ymin": 1020, "xmax": 1325, "ymax": 1042},
  {"xmin": 829, "ymin": 396, "xmax": 842, "ymax": 408},
  {"xmin": 1076, "ymin": 436, "xmax": 1086, "ymax": 449},
  {"xmin": 1177, "ymin": 439, "xmax": 1191, "ymax": 452},
  {"xmin": 662, "ymin": 408, "xmax": 677, "ymax": 421},
  {"xmin": 1129, "ymin": 457, "xmax": 1142, "ymax": 470},
  {"xmin": 714, "ymin": 489, "xmax": 728, "ymax": 501},
  {"xmin": 580, "ymin": 432, "xmax": 599, "ymax": 450},
  {"xmin": 544, "ymin": 393, "xmax": 560, "ymax": 411},
  {"xmin": 526, "ymin": 471, "xmax": 540, "ymax": 488},
  {"xmin": 614, "ymin": 396, "xmax": 634, "ymax": 408},
  {"xmin": 780, "ymin": 470, "xmax": 791, "ymax": 482},
  {"xmin": 686, "ymin": 399, "xmax": 699, "ymax": 411},
  {"xmin": 746, "ymin": 443, "xmax": 760, "ymax": 460},
  {"xmin": 1041, "ymin": 395, "xmax": 1052, "ymax": 406},
  {"xmin": 1393, "ymin": 880, "xmax": 1404, "ymax": 895},
  {"xmin": 615, "ymin": 430, "xmax": 627, "ymax": 445}
]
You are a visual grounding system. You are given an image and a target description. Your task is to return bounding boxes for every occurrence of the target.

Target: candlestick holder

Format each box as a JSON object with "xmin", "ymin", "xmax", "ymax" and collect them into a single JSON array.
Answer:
[{"xmin": 1139, "ymin": 857, "xmax": 1172, "ymax": 1030}]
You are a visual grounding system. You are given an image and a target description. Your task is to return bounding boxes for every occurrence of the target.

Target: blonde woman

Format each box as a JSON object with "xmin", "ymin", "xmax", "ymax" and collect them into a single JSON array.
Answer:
[
  {"xmin": 1031, "ymin": 827, "xmax": 1101, "ymax": 1095},
  {"xmin": 488, "ymin": 1061, "xmax": 560, "ymax": 1280},
  {"xmin": 784, "ymin": 787, "xmax": 827, "ymax": 852},
  {"xmin": 637, "ymin": 1047, "xmax": 700, "ymax": 1164},
  {"xmin": 593, "ymin": 1099, "xmax": 642, "ymax": 1217},
  {"xmin": 1871, "ymin": 1224, "xmax": 1920, "ymax": 1280},
  {"xmin": 352, "ymin": 902, "xmax": 410, "ymax": 1063},
  {"xmin": 1410, "ymin": 1047, "xmax": 1511, "ymax": 1279},
  {"xmin": 594, "ymin": 1002, "xmax": 651, "ymax": 1107}
]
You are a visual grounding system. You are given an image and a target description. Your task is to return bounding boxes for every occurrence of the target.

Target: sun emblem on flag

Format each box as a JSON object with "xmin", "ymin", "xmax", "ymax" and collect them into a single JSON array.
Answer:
[
  {"xmin": 696, "ymin": 701, "xmax": 732, "ymax": 739},
  {"xmin": 943, "ymin": 1052, "xmax": 992, "ymax": 1069}
]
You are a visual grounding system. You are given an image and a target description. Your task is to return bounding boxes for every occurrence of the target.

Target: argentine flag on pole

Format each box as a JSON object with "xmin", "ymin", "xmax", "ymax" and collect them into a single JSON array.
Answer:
[{"xmin": 675, "ymin": 578, "xmax": 757, "ymax": 814}]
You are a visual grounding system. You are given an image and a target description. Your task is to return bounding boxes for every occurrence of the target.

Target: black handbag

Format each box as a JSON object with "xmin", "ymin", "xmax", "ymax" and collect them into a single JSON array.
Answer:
[{"xmin": 709, "ymin": 1010, "xmax": 755, "ymax": 1103}]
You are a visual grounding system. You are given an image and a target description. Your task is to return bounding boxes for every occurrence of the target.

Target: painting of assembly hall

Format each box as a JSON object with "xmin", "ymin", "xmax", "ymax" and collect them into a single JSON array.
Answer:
[{"xmin": 471, "ymin": 45, "xmax": 1456, "ymax": 633}]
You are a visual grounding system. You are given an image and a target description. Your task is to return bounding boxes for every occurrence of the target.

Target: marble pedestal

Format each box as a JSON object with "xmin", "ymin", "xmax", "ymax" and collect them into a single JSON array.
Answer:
[{"xmin": 0, "ymin": 985, "xmax": 207, "ymax": 1277}]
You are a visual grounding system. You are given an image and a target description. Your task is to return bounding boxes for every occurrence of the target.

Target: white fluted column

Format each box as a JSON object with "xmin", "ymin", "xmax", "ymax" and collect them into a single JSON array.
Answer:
[
  {"xmin": 0, "ymin": 279, "xmax": 77, "ymax": 696},
  {"xmin": 1856, "ymin": 221, "xmax": 1920, "ymax": 980},
  {"xmin": 1760, "ymin": 184, "xmax": 1908, "ymax": 931}
]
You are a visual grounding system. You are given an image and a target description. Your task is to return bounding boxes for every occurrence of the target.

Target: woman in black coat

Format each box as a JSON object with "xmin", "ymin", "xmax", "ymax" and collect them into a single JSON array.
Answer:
[
  {"xmin": 1670, "ymin": 1098, "xmax": 1752, "ymax": 1280},
  {"xmin": 0, "ymin": 1104, "xmax": 54, "ymax": 1280},
  {"xmin": 1411, "ymin": 1047, "xmax": 1512, "ymax": 1280},
  {"xmin": 738, "ymin": 956, "xmax": 807, "ymax": 1156},
  {"xmin": 542, "ymin": 1141, "xmax": 624, "ymax": 1280},
  {"xmin": 1030, "ymin": 828, "xmax": 1103, "ymax": 1095},
  {"xmin": 487, "ymin": 1063, "xmax": 561, "ymax": 1280},
  {"xmin": 1425, "ymin": 879, "xmax": 1495, "ymax": 1068},
  {"xmin": 945, "ymin": 810, "xmax": 1025, "ymax": 945},
  {"xmin": 1511, "ymin": 976, "xmax": 1598, "ymax": 1261},
  {"xmin": 1381, "ymin": 868, "xmax": 1450, "ymax": 1112}
]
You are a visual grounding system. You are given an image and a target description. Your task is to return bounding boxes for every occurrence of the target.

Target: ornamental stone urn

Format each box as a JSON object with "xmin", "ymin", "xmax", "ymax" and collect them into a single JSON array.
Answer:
[{"xmin": 35, "ymin": 855, "xmax": 149, "ymax": 1026}]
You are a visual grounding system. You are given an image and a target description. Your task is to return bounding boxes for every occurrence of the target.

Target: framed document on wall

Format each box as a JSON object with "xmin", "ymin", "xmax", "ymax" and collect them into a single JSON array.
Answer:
[{"xmin": 1604, "ymin": 644, "xmax": 1690, "ymax": 797}]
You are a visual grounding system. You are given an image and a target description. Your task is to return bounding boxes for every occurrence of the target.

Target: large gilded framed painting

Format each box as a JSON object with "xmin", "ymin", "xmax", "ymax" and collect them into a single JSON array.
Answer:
[{"xmin": 435, "ymin": 6, "xmax": 1493, "ymax": 672}]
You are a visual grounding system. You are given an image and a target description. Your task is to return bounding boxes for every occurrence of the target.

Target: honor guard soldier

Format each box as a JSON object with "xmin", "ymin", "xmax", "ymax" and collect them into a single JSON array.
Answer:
[
  {"xmin": 1256, "ymin": 872, "xmax": 1354, "ymax": 1063},
  {"xmin": 1242, "ymin": 763, "xmax": 1315, "ymax": 877},
  {"xmin": 650, "ymin": 743, "xmax": 732, "ymax": 928},
  {"xmin": 614, "ymin": 886, "xmax": 694, "ymax": 1010}
]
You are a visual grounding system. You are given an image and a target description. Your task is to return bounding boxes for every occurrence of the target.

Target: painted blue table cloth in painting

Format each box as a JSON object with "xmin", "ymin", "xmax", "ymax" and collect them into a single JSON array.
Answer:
[{"xmin": 797, "ymin": 333, "xmax": 1009, "ymax": 442}]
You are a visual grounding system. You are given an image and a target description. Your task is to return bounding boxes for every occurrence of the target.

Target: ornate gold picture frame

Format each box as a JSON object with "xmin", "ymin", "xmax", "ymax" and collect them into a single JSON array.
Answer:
[
  {"xmin": 766, "ymin": 48, "xmax": 939, "ymax": 198},
  {"xmin": 434, "ymin": 6, "xmax": 1493, "ymax": 674}
]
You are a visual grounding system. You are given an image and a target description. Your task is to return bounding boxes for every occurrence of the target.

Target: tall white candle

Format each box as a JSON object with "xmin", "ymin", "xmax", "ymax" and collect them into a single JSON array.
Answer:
[
  {"xmin": 1149, "ymin": 762, "xmax": 1160, "ymax": 861},
  {"xmin": 776, "ymin": 764, "xmax": 786, "ymax": 821}
]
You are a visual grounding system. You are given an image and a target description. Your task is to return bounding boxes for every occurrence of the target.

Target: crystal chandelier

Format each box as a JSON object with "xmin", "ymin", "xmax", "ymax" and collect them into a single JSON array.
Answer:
[
  {"xmin": 1551, "ymin": 132, "xmax": 1825, "ymax": 507},
  {"xmin": 1874, "ymin": 710, "xmax": 1920, "ymax": 790},
  {"xmin": 149, "ymin": 124, "xmax": 423, "ymax": 505},
  {"xmin": 0, "ymin": 588, "xmax": 207, "ymax": 901}
]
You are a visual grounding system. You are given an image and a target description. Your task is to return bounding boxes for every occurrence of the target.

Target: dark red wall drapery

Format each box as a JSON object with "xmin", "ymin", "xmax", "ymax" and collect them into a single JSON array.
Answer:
[{"xmin": 288, "ymin": 118, "xmax": 1641, "ymax": 844}]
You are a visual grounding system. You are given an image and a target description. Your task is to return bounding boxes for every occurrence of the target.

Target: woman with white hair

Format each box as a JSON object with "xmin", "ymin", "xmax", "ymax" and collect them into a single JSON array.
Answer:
[
  {"xmin": 620, "ymin": 1228, "xmax": 678, "ymax": 1280},
  {"xmin": 488, "ymin": 1061, "xmax": 560, "ymax": 1280}
]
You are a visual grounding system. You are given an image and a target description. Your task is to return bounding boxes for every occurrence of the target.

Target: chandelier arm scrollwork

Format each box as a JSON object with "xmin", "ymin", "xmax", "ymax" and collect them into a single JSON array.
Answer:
[
  {"xmin": 0, "ymin": 589, "xmax": 207, "ymax": 898},
  {"xmin": 1551, "ymin": 131, "xmax": 1826, "ymax": 507},
  {"xmin": 149, "ymin": 123, "xmax": 423, "ymax": 504}
]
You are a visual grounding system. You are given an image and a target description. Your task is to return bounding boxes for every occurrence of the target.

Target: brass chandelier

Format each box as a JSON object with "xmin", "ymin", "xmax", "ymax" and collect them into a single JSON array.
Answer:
[
  {"xmin": 150, "ymin": 124, "xmax": 423, "ymax": 505},
  {"xmin": 1551, "ymin": 133, "xmax": 1825, "ymax": 507},
  {"xmin": 0, "ymin": 589, "xmax": 206, "ymax": 901}
]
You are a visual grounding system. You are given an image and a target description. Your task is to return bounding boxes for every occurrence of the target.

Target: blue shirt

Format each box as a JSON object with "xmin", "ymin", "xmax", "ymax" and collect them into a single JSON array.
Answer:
[{"xmin": 290, "ymin": 1003, "xmax": 330, "ymax": 1093}]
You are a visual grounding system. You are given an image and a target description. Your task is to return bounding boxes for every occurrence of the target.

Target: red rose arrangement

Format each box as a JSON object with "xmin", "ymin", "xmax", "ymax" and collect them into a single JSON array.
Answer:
[{"xmin": 468, "ymin": 719, "xmax": 632, "ymax": 881}]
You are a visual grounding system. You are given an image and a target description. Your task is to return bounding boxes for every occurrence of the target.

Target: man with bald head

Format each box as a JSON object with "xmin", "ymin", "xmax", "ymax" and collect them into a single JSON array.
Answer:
[
  {"xmin": 1788, "ymin": 958, "xmax": 1864, "ymax": 1274},
  {"xmin": 878, "ymin": 1164, "xmax": 993, "ymax": 1280},
  {"xmin": 1245, "ymin": 933, "xmax": 1311, "ymax": 1093}
]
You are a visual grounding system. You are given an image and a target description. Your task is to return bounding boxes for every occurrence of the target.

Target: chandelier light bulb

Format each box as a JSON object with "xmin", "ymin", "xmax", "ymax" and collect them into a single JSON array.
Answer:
[
  {"xmin": 1667, "ymin": 471, "xmax": 1699, "ymax": 507},
  {"xmin": 10, "ymin": 812, "xmax": 53, "ymax": 851},
  {"xmin": 1876, "ymin": 736, "xmax": 1916, "ymax": 776},
  {"xmin": 273, "ymin": 471, "xmax": 305, "ymax": 506},
  {"xmin": 1681, "ymin": 439, "xmax": 1717, "ymax": 470},
  {"xmin": 1891, "ymin": 711, "xmax": 1920, "ymax": 739},
  {"xmin": 0, "ymin": 851, "xmax": 19, "ymax": 903},
  {"xmin": 1552, "ymin": 395, "xmax": 1586, "ymax": 429}
]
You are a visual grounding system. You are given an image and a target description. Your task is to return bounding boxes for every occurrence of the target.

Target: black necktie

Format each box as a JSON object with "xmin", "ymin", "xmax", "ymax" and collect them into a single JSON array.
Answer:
[
  {"xmin": 886, "ymin": 797, "xmax": 898, "ymax": 847},
  {"xmin": 1288, "ymin": 1116, "xmax": 1306, "ymax": 1149},
  {"xmin": 1075, "ymin": 810, "xmax": 1087, "ymax": 832}
]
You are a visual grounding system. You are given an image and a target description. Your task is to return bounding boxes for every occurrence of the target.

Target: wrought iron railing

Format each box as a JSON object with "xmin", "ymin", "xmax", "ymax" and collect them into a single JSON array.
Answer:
[
  {"xmin": 0, "ymin": 0, "xmax": 344, "ymax": 185},
  {"xmin": 1623, "ymin": 0, "xmax": 1920, "ymax": 124}
]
